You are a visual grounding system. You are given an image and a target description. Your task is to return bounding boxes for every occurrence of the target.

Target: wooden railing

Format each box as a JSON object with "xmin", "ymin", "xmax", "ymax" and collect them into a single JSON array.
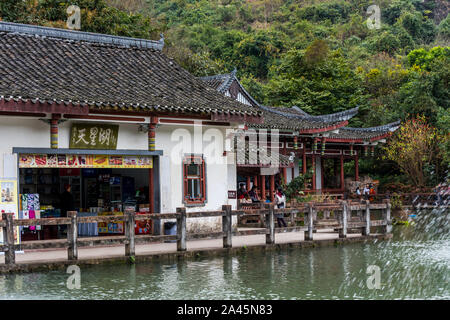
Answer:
[{"xmin": 0, "ymin": 200, "xmax": 392, "ymax": 265}]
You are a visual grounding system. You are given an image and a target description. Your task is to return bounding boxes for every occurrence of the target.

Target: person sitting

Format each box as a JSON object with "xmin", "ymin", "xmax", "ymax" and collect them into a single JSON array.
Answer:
[
  {"xmin": 369, "ymin": 184, "xmax": 376, "ymax": 201},
  {"xmin": 363, "ymin": 184, "xmax": 370, "ymax": 200},
  {"xmin": 356, "ymin": 186, "xmax": 362, "ymax": 199},
  {"xmin": 248, "ymin": 186, "xmax": 260, "ymax": 203},
  {"xmin": 237, "ymin": 184, "xmax": 248, "ymax": 200}
]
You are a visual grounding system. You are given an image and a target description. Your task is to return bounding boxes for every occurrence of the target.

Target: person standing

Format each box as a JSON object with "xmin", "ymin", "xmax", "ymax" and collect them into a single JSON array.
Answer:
[
  {"xmin": 274, "ymin": 187, "xmax": 287, "ymax": 227},
  {"xmin": 59, "ymin": 184, "xmax": 75, "ymax": 238},
  {"xmin": 60, "ymin": 184, "xmax": 75, "ymax": 218},
  {"xmin": 363, "ymin": 184, "xmax": 370, "ymax": 200}
]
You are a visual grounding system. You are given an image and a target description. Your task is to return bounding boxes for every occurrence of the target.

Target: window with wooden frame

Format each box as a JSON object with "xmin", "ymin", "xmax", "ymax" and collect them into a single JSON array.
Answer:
[{"xmin": 183, "ymin": 154, "xmax": 206, "ymax": 205}]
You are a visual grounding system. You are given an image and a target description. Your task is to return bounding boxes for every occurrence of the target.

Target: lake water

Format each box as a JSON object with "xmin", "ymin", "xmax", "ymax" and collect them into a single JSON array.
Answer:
[{"xmin": 1, "ymin": 208, "xmax": 448, "ymax": 300}]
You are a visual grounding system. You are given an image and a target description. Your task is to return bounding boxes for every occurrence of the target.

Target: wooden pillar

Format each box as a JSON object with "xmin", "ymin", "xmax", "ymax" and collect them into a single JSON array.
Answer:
[
  {"xmin": 2, "ymin": 212, "xmax": 15, "ymax": 265},
  {"xmin": 304, "ymin": 203, "xmax": 314, "ymax": 241},
  {"xmin": 355, "ymin": 153, "xmax": 359, "ymax": 181},
  {"xmin": 67, "ymin": 211, "xmax": 78, "ymax": 261},
  {"xmin": 339, "ymin": 201, "xmax": 348, "ymax": 238},
  {"xmin": 266, "ymin": 203, "xmax": 275, "ymax": 244},
  {"xmin": 176, "ymin": 207, "xmax": 187, "ymax": 251},
  {"xmin": 247, "ymin": 176, "xmax": 251, "ymax": 191},
  {"xmin": 362, "ymin": 200, "xmax": 370, "ymax": 236},
  {"xmin": 254, "ymin": 175, "xmax": 258, "ymax": 187},
  {"xmin": 340, "ymin": 154, "xmax": 345, "ymax": 191},
  {"xmin": 383, "ymin": 199, "xmax": 392, "ymax": 234},
  {"xmin": 222, "ymin": 205, "xmax": 232, "ymax": 248},
  {"xmin": 261, "ymin": 175, "xmax": 266, "ymax": 201},
  {"xmin": 270, "ymin": 174, "xmax": 275, "ymax": 202},
  {"xmin": 125, "ymin": 209, "xmax": 136, "ymax": 258},
  {"xmin": 50, "ymin": 114, "xmax": 59, "ymax": 149}
]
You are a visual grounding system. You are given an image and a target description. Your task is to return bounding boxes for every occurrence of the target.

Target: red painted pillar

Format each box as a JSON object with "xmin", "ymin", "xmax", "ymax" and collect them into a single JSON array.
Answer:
[
  {"xmin": 302, "ymin": 148, "xmax": 307, "ymax": 175},
  {"xmin": 254, "ymin": 175, "xmax": 258, "ymax": 187},
  {"xmin": 50, "ymin": 114, "xmax": 60, "ymax": 149},
  {"xmin": 312, "ymin": 156, "xmax": 316, "ymax": 191},
  {"xmin": 261, "ymin": 175, "xmax": 266, "ymax": 201},
  {"xmin": 340, "ymin": 154, "xmax": 345, "ymax": 191},
  {"xmin": 355, "ymin": 154, "xmax": 359, "ymax": 181},
  {"xmin": 270, "ymin": 175, "xmax": 275, "ymax": 202},
  {"xmin": 247, "ymin": 176, "xmax": 251, "ymax": 191}
]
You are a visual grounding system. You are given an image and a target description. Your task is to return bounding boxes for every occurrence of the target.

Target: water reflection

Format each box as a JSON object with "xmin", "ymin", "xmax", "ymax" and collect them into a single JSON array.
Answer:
[{"xmin": 0, "ymin": 208, "xmax": 448, "ymax": 300}]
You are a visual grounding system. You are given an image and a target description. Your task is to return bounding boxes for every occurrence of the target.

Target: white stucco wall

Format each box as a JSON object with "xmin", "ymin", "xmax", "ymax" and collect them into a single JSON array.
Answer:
[{"xmin": 155, "ymin": 124, "xmax": 237, "ymax": 233}]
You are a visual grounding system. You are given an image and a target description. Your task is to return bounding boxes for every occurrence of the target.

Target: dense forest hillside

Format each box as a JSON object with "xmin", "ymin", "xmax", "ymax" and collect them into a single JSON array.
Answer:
[{"xmin": 0, "ymin": 0, "xmax": 449, "ymax": 188}]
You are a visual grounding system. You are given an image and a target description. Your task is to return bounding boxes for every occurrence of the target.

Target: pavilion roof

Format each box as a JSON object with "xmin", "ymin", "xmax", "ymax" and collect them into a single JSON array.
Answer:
[
  {"xmin": 327, "ymin": 121, "xmax": 401, "ymax": 143},
  {"xmin": 200, "ymin": 70, "xmax": 358, "ymax": 132}
]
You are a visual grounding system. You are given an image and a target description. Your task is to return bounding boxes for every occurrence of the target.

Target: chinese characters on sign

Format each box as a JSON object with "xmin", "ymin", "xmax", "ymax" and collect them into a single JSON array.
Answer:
[
  {"xmin": 70, "ymin": 123, "xmax": 119, "ymax": 150},
  {"xmin": 19, "ymin": 154, "xmax": 153, "ymax": 169}
]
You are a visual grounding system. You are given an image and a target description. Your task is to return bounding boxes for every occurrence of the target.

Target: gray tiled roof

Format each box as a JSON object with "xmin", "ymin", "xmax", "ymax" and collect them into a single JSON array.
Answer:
[
  {"xmin": 200, "ymin": 70, "xmax": 357, "ymax": 131},
  {"xmin": 0, "ymin": 22, "xmax": 262, "ymax": 120},
  {"xmin": 328, "ymin": 121, "xmax": 401, "ymax": 141}
]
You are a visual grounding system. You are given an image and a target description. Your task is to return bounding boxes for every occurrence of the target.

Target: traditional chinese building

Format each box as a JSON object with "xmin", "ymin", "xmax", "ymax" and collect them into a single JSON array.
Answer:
[
  {"xmin": 0, "ymin": 22, "xmax": 264, "ymax": 236},
  {"xmin": 201, "ymin": 70, "xmax": 400, "ymax": 199}
]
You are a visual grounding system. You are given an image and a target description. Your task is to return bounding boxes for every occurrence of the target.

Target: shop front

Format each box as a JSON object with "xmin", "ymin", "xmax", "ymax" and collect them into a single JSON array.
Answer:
[{"xmin": 13, "ymin": 147, "xmax": 162, "ymax": 241}]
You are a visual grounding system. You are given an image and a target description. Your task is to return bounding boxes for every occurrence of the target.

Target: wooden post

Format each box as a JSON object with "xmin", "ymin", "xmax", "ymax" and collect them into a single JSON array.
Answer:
[
  {"xmin": 383, "ymin": 199, "xmax": 392, "ymax": 234},
  {"xmin": 270, "ymin": 175, "xmax": 275, "ymax": 202},
  {"xmin": 362, "ymin": 200, "xmax": 370, "ymax": 236},
  {"xmin": 247, "ymin": 176, "xmax": 251, "ymax": 191},
  {"xmin": 261, "ymin": 175, "xmax": 266, "ymax": 201},
  {"xmin": 304, "ymin": 203, "xmax": 314, "ymax": 241},
  {"xmin": 339, "ymin": 201, "xmax": 348, "ymax": 238},
  {"xmin": 176, "ymin": 207, "xmax": 187, "ymax": 251},
  {"xmin": 222, "ymin": 205, "xmax": 232, "ymax": 248},
  {"xmin": 355, "ymin": 153, "xmax": 359, "ymax": 181},
  {"xmin": 290, "ymin": 209, "xmax": 295, "ymax": 226},
  {"xmin": 266, "ymin": 203, "xmax": 275, "ymax": 244},
  {"xmin": 67, "ymin": 211, "xmax": 78, "ymax": 261},
  {"xmin": 125, "ymin": 209, "xmax": 136, "ymax": 257},
  {"xmin": 2, "ymin": 212, "xmax": 15, "ymax": 265}
]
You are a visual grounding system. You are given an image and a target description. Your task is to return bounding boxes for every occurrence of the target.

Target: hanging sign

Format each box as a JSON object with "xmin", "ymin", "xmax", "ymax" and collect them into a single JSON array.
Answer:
[
  {"xmin": 0, "ymin": 178, "xmax": 20, "ymax": 245},
  {"xmin": 19, "ymin": 154, "xmax": 153, "ymax": 169},
  {"xmin": 70, "ymin": 123, "xmax": 119, "ymax": 149}
]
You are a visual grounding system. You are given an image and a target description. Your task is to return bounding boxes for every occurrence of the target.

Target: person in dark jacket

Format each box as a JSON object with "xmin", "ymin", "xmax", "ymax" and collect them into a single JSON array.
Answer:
[
  {"xmin": 58, "ymin": 184, "xmax": 75, "ymax": 238},
  {"xmin": 60, "ymin": 184, "xmax": 75, "ymax": 218}
]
